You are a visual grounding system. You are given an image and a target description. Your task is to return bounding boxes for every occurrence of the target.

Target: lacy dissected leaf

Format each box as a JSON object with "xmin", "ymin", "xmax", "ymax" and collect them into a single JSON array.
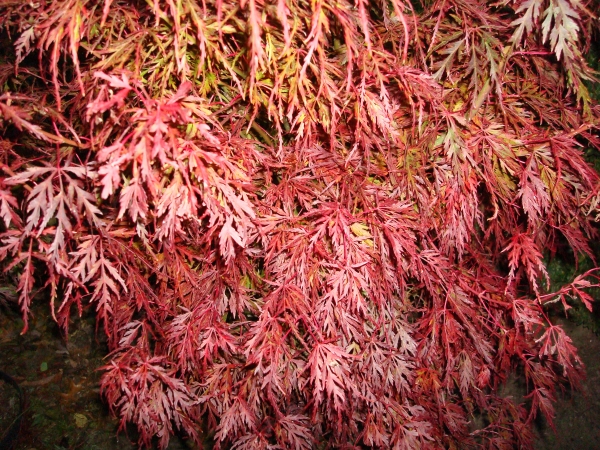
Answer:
[{"xmin": 101, "ymin": 348, "xmax": 200, "ymax": 448}]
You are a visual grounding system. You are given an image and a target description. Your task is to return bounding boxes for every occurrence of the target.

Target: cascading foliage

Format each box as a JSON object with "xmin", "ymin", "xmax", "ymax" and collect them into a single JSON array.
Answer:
[{"xmin": 0, "ymin": 0, "xmax": 599, "ymax": 448}]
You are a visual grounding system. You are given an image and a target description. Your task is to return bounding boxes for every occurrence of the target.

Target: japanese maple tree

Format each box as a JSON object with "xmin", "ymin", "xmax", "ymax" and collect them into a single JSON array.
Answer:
[{"xmin": 1, "ymin": 0, "xmax": 600, "ymax": 448}]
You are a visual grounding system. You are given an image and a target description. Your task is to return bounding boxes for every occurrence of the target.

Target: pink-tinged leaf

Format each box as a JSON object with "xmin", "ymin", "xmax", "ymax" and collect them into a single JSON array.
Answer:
[
  {"xmin": 510, "ymin": 0, "xmax": 543, "ymax": 45},
  {"xmin": 230, "ymin": 433, "xmax": 270, "ymax": 450},
  {"xmin": 0, "ymin": 187, "xmax": 21, "ymax": 228},
  {"xmin": 512, "ymin": 298, "xmax": 544, "ymax": 332},
  {"xmin": 277, "ymin": 414, "xmax": 312, "ymax": 450},
  {"xmin": 536, "ymin": 324, "xmax": 582, "ymax": 378},
  {"xmin": 71, "ymin": 183, "xmax": 103, "ymax": 225},
  {"xmin": 5, "ymin": 166, "xmax": 54, "ymax": 185},
  {"xmin": 307, "ymin": 342, "xmax": 353, "ymax": 411},
  {"xmin": 87, "ymin": 88, "xmax": 131, "ymax": 117},
  {"xmin": 0, "ymin": 101, "xmax": 49, "ymax": 142},
  {"xmin": 219, "ymin": 215, "xmax": 244, "ymax": 262},
  {"xmin": 15, "ymin": 247, "xmax": 36, "ymax": 334},
  {"xmin": 518, "ymin": 164, "xmax": 551, "ymax": 227},
  {"xmin": 458, "ymin": 352, "xmax": 473, "ymax": 396},
  {"xmin": 118, "ymin": 179, "xmax": 148, "ymax": 222},
  {"xmin": 355, "ymin": 0, "xmax": 372, "ymax": 51},
  {"xmin": 214, "ymin": 398, "xmax": 257, "ymax": 443},
  {"xmin": 167, "ymin": 81, "xmax": 192, "ymax": 104},
  {"xmin": 503, "ymin": 233, "xmax": 549, "ymax": 294},
  {"xmin": 68, "ymin": 235, "xmax": 100, "ymax": 283},
  {"xmin": 155, "ymin": 181, "xmax": 200, "ymax": 242},
  {"xmin": 100, "ymin": 351, "xmax": 197, "ymax": 449},
  {"xmin": 525, "ymin": 387, "xmax": 556, "ymax": 429},
  {"xmin": 26, "ymin": 176, "xmax": 54, "ymax": 234},
  {"xmin": 14, "ymin": 26, "xmax": 36, "ymax": 64},
  {"xmin": 569, "ymin": 272, "xmax": 598, "ymax": 312},
  {"xmin": 47, "ymin": 201, "xmax": 70, "ymax": 260},
  {"xmin": 97, "ymin": 142, "xmax": 126, "ymax": 163},
  {"xmin": 477, "ymin": 366, "xmax": 491, "ymax": 389},
  {"xmin": 89, "ymin": 253, "xmax": 127, "ymax": 318},
  {"xmin": 199, "ymin": 323, "xmax": 238, "ymax": 361},
  {"xmin": 197, "ymin": 123, "xmax": 220, "ymax": 146},
  {"xmin": 571, "ymin": 284, "xmax": 594, "ymax": 312},
  {"xmin": 119, "ymin": 320, "xmax": 143, "ymax": 347},
  {"xmin": 100, "ymin": 0, "xmax": 114, "ymax": 27},
  {"xmin": 0, "ymin": 232, "xmax": 22, "ymax": 260},
  {"xmin": 93, "ymin": 71, "xmax": 132, "ymax": 89},
  {"xmin": 98, "ymin": 164, "xmax": 122, "ymax": 199}
]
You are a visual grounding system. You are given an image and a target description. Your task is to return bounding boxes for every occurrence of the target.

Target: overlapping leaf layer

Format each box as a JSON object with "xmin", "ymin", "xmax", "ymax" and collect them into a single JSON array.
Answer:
[{"xmin": 1, "ymin": 0, "xmax": 599, "ymax": 448}]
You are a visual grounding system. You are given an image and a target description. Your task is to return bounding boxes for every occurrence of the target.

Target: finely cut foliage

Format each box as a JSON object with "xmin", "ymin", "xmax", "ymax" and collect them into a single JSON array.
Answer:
[{"xmin": 1, "ymin": 0, "xmax": 600, "ymax": 448}]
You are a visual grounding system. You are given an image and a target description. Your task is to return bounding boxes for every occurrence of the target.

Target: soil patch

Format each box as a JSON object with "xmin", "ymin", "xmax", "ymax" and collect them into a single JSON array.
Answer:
[{"xmin": 533, "ymin": 317, "xmax": 600, "ymax": 450}]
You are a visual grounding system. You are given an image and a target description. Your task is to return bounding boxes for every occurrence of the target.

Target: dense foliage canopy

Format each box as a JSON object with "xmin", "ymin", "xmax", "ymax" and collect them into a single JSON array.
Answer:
[{"xmin": 1, "ymin": 0, "xmax": 600, "ymax": 448}]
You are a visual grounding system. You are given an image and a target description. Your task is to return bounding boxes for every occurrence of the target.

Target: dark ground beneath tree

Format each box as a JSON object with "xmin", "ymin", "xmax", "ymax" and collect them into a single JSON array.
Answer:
[
  {"xmin": 0, "ymin": 299, "xmax": 599, "ymax": 450},
  {"xmin": 530, "ymin": 317, "xmax": 600, "ymax": 450},
  {"xmin": 0, "ymin": 298, "xmax": 210, "ymax": 450},
  {"xmin": 495, "ymin": 315, "xmax": 600, "ymax": 450}
]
